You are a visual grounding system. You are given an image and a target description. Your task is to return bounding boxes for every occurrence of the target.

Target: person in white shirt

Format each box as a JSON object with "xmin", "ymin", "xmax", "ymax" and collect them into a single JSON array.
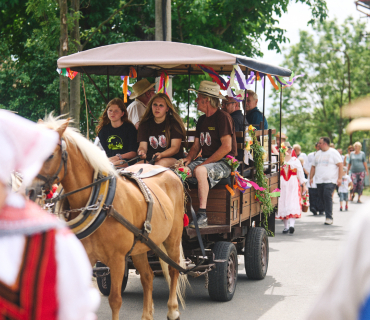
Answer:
[
  {"xmin": 0, "ymin": 110, "xmax": 100, "ymax": 320},
  {"xmin": 127, "ymin": 79, "xmax": 156, "ymax": 129},
  {"xmin": 338, "ymin": 167, "xmax": 352, "ymax": 211},
  {"xmin": 306, "ymin": 142, "xmax": 325, "ymax": 215},
  {"xmin": 305, "ymin": 204, "xmax": 370, "ymax": 320},
  {"xmin": 310, "ymin": 137, "xmax": 343, "ymax": 225}
]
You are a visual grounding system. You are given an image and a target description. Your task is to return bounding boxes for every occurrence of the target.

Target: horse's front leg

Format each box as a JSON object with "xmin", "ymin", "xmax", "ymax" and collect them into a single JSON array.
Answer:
[
  {"xmin": 132, "ymin": 253, "xmax": 154, "ymax": 320},
  {"xmin": 163, "ymin": 242, "xmax": 182, "ymax": 320},
  {"xmin": 108, "ymin": 255, "xmax": 126, "ymax": 320}
]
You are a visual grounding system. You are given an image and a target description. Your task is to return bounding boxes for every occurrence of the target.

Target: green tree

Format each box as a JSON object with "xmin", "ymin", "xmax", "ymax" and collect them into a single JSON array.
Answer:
[
  {"xmin": 0, "ymin": 0, "xmax": 328, "ymax": 134},
  {"xmin": 268, "ymin": 17, "xmax": 370, "ymax": 153}
]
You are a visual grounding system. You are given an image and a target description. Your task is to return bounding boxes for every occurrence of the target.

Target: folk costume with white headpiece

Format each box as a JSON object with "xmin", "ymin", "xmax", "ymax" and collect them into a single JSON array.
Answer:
[
  {"xmin": 0, "ymin": 110, "xmax": 100, "ymax": 320},
  {"xmin": 276, "ymin": 145, "xmax": 307, "ymax": 234}
]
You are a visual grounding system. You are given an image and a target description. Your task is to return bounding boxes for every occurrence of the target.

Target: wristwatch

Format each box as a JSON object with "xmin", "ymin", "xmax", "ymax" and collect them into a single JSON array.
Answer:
[{"xmin": 116, "ymin": 154, "xmax": 123, "ymax": 160}]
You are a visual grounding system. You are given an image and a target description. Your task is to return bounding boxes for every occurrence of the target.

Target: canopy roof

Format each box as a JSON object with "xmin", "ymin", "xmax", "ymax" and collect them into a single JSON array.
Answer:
[{"xmin": 57, "ymin": 41, "xmax": 292, "ymax": 77}]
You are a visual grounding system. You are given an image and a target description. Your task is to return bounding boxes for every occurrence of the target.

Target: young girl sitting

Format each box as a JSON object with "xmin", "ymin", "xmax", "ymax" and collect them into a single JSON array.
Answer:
[
  {"xmin": 96, "ymin": 98, "xmax": 138, "ymax": 167},
  {"xmin": 137, "ymin": 93, "xmax": 186, "ymax": 167}
]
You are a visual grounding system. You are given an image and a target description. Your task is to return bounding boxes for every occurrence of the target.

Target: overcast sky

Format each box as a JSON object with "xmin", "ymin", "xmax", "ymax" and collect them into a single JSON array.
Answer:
[{"xmin": 258, "ymin": 0, "xmax": 368, "ymax": 116}]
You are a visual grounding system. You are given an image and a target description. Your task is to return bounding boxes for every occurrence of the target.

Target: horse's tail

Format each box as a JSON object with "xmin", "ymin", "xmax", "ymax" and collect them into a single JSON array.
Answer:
[{"xmin": 159, "ymin": 243, "xmax": 189, "ymax": 309}]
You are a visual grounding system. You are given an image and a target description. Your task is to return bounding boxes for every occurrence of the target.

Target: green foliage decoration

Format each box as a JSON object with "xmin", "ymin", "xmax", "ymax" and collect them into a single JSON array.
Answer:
[{"xmin": 249, "ymin": 126, "xmax": 274, "ymax": 236}]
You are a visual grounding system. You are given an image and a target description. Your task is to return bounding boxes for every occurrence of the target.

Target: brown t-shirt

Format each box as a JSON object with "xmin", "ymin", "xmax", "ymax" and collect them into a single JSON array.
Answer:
[
  {"xmin": 137, "ymin": 118, "xmax": 184, "ymax": 160},
  {"xmin": 195, "ymin": 108, "xmax": 237, "ymax": 158}
]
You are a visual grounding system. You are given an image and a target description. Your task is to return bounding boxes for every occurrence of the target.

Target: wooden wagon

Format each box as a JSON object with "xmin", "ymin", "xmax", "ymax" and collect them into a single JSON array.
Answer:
[{"xmin": 57, "ymin": 41, "xmax": 289, "ymax": 301}]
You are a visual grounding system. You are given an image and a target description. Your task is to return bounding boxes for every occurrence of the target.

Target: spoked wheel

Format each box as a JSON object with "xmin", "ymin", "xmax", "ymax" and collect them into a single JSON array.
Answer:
[
  {"xmin": 96, "ymin": 261, "xmax": 129, "ymax": 296},
  {"xmin": 244, "ymin": 227, "xmax": 269, "ymax": 280},
  {"xmin": 208, "ymin": 241, "xmax": 238, "ymax": 301}
]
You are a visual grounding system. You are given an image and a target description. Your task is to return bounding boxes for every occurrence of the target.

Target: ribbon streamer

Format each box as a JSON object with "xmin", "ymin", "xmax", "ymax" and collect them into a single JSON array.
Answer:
[
  {"xmin": 267, "ymin": 74, "xmax": 280, "ymax": 90},
  {"xmin": 158, "ymin": 71, "xmax": 170, "ymax": 96},
  {"xmin": 120, "ymin": 67, "xmax": 137, "ymax": 103},
  {"xmin": 56, "ymin": 68, "xmax": 78, "ymax": 80},
  {"xmin": 197, "ymin": 64, "xmax": 228, "ymax": 90}
]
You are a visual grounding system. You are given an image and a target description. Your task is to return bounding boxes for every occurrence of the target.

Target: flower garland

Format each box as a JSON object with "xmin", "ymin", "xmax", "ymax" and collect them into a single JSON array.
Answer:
[
  {"xmin": 174, "ymin": 166, "xmax": 191, "ymax": 181},
  {"xmin": 279, "ymin": 142, "xmax": 287, "ymax": 166},
  {"xmin": 248, "ymin": 125, "xmax": 274, "ymax": 235},
  {"xmin": 225, "ymin": 155, "xmax": 240, "ymax": 171}
]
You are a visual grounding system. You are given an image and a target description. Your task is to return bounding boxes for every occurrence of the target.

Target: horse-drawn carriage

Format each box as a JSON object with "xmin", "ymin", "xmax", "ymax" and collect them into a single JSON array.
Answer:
[{"xmin": 39, "ymin": 41, "xmax": 289, "ymax": 319}]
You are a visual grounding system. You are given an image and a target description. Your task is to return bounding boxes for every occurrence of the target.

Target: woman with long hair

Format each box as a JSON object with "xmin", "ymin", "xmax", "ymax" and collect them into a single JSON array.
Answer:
[
  {"xmin": 96, "ymin": 98, "xmax": 138, "ymax": 167},
  {"xmin": 137, "ymin": 93, "xmax": 186, "ymax": 167}
]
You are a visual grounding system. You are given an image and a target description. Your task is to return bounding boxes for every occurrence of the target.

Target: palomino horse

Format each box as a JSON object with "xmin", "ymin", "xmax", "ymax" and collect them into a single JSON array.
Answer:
[{"xmin": 34, "ymin": 115, "xmax": 187, "ymax": 320}]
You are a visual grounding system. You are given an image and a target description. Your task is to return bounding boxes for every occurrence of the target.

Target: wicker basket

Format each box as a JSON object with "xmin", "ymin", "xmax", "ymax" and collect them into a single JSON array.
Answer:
[{"xmin": 302, "ymin": 205, "xmax": 309, "ymax": 212}]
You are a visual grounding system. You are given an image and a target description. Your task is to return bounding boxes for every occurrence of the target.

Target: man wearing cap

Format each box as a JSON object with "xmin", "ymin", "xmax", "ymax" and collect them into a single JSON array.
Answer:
[
  {"xmin": 183, "ymin": 81, "xmax": 237, "ymax": 228},
  {"xmin": 222, "ymin": 96, "xmax": 246, "ymax": 161},
  {"xmin": 246, "ymin": 90, "xmax": 268, "ymax": 130},
  {"xmin": 0, "ymin": 111, "xmax": 100, "ymax": 319},
  {"xmin": 127, "ymin": 79, "xmax": 156, "ymax": 129}
]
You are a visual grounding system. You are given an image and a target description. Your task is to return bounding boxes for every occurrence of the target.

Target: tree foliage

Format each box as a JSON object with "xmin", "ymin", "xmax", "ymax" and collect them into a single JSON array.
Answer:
[
  {"xmin": 268, "ymin": 18, "xmax": 370, "ymax": 153},
  {"xmin": 0, "ymin": 0, "xmax": 327, "ymax": 135}
]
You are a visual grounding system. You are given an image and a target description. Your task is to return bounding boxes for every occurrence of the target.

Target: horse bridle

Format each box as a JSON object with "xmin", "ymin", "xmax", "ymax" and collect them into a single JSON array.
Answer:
[{"xmin": 36, "ymin": 138, "xmax": 68, "ymax": 191}]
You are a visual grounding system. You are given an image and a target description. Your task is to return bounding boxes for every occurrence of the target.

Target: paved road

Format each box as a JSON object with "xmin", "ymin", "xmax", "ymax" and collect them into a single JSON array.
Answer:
[{"xmin": 95, "ymin": 194, "xmax": 369, "ymax": 319}]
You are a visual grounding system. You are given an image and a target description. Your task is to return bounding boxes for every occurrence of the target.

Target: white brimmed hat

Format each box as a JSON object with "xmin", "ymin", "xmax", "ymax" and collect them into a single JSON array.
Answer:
[
  {"xmin": 188, "ymin": 80, "xmax": 226, "ymax": 100},
  {"xmin": 130, "ymin": 79, "xmax": 156, "ymax": 100}
]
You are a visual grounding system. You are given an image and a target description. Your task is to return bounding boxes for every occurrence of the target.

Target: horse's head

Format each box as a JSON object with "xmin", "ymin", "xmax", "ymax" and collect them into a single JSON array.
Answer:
[{"xmin": 28, "ymin": 119, "xmax": 70, "ymax": 201}]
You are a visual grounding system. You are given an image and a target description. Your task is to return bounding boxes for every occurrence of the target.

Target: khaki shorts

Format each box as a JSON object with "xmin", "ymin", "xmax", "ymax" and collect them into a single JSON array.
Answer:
[{"xmin": 187, "ymin": 158, "xmax": 231, "ymax": 188}]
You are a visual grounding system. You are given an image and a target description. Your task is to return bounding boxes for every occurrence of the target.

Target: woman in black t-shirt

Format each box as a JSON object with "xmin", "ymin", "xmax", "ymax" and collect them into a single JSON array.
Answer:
[
  {"xmin": 96, "ymin": 98, "xmax": 138, "ymax": 167},
  {"xmin": 137, "ymin": 93, "xmax": 186, "ymax": 167}
]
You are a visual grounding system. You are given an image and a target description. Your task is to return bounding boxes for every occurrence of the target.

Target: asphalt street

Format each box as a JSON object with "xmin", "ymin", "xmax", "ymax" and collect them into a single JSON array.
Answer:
[{"xmin": 95, "ymin": 194, "xmax": 370, "ymax": 320}]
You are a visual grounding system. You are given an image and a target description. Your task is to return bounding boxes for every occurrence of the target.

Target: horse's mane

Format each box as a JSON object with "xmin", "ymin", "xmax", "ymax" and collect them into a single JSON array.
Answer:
[{"xmin": 40, "ymin": 113, "xmax": 117, "ymax": 176}]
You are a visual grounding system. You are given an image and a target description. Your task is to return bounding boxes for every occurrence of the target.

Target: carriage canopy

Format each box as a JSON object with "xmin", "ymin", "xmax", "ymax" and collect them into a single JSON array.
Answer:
[{"xmin": 57, "ymin": 41, "xmax": 292, "ymax": 77}]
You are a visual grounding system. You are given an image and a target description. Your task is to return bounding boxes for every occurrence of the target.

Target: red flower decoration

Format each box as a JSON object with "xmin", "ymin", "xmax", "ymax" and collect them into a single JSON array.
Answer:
[
  {"xmin": 183, "ymin": 214, "xmax": 189, "ymax": 227},
  {"xmin": 178, "ymin": 167, "xmax": 184, "ymax": 172}
]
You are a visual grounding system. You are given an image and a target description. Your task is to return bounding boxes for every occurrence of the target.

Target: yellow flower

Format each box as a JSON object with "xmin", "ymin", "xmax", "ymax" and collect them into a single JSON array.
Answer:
[
  {"xmin": 248, "ymin": 125, "xmax": 254, "ymax": 131},
  {"xmin": 281, "ymin": 142, "xmax": 285, "ymax": 147}
]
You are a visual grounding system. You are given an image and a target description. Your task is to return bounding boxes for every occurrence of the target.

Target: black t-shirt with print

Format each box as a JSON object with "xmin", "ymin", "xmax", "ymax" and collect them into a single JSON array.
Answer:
[
  {"xmin": 137, "ymin": 118, "xmax": 184, "ymax": 160},
  {"xmin": 98, "ymin": 122, "xmax": 138, "ymax": 158},
  {"xmin": 195, "ymin": 108, "xmax": 237, "ymax": 158}
]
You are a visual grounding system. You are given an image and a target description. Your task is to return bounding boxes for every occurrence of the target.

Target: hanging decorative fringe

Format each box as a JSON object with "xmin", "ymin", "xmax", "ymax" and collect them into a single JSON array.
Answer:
[
  {"xmin": 197, "ymin": 64, "xmax": 228, "ymax": 90},
  {"xmin": 56, "ymin": 68, "xmax": 78, "ymax": 80},
  {"xmin": 121, "ymin": 67, "xmax": 137, "ymax": 103},
  {"xmin": 158, "ymin": 71, "xmax": 170, "ymax": 96}
]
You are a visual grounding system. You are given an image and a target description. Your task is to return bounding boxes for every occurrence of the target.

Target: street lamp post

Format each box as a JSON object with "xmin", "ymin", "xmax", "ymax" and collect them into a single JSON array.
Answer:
[{"xmin": 334, "ymin": 49, "xmax": 352, "ymax": 144}]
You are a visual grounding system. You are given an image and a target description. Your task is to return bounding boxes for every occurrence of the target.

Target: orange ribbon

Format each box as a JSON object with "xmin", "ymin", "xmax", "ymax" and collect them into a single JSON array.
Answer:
[{"xmin": 267, "ymin": 74, "xmax": 279, "ymax": 90}]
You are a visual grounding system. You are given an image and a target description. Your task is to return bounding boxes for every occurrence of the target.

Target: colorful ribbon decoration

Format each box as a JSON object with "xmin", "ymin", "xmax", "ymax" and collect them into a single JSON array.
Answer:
[
  {"xmin": 157, "ymin": 71, "xmax": 170, "ymax": 96},
  {"xmin": 269, "ymin": 188, "xmax": 281, "ymax": 197},
  {"xmin": 56, "ymin": 68, "xmax": 78, "ymax": 80},
  {"xmin": 227, "ymin": 65, "xmax": 249, "ymax": 101},
  {"xmin": 225, "ymin": 171, "xmax": 266, "ymax": 195},
  {"xmin": 197, "ymin": 64, "xmax": 228, "ymax": 90},
  {"xmin": 267, "ymin": 74, "xmax": 280, "ymax": 90},
  {"xmin": 121, "ymin": 67, "xmax": 137, "ymax": 103}
]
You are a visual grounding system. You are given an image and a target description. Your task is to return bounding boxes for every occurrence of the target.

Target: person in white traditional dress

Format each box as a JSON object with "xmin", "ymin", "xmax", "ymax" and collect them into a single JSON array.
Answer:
[
  {"xmin": 276, "ymin": 145, "xmax": 308, "ymax": 234},
  {"xmin": 0, "ymin": 110, "xmax": 100, "ymax": 320}
]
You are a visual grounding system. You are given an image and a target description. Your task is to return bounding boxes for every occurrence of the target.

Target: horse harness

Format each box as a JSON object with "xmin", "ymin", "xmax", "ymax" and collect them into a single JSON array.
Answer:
[{"xmin": 50, "ymin": 164, "xmax": 205, "ymax": 275}]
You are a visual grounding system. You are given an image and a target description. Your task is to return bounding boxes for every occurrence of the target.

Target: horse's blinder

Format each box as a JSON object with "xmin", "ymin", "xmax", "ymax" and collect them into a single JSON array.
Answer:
[{"xmin": 36, "ymin": 138, "xmax": 68, "ymax": 192}]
